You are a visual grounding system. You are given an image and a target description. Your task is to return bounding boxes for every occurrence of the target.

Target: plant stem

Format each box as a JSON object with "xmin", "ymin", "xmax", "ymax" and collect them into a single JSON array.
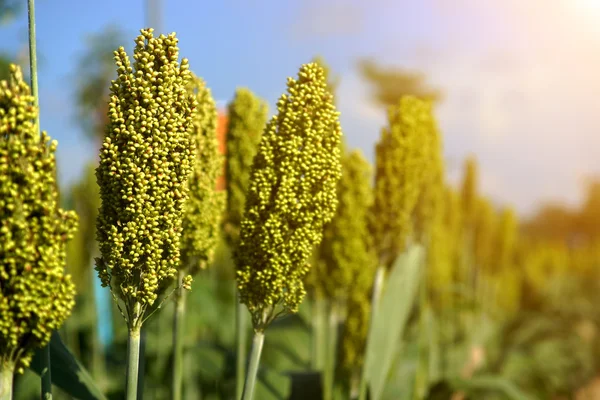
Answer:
[
  {"xmin": 41, "ymin": 345, "xmax": 52, "ymax": 400},
  {"xmin": 27, "ymin": 0, "xmax": 39, "ymax": 130},
  {"xmin": 0, "ymin": 364, "xmax": 14, "ymax": 400},
  {"xmin": 172, "ymin": 271, "xmax": 187, "ymax": 400},
  {"xmin": 349, "ymin": 369, "xmax": 360, "ymax": 400},
  {"xmin": 324, "ymin": 301, "xmax": 339, "ymax": 400},
  {"xmin": 358, "ymin": 265, "xmax": 386, "ymax": 400},
  {"xmin": 126, "ymin": 325, "xmax": 142, "ymax": 400},
  {"xmin": 241, "ymin": 331, "xmax": 265, "ymax": 400},
  {"xmin": 311, "ymin": 292, "xmax": 327, "ymax": 370},
  {"xmin": 27, "ymin": 0, "xmax": 49, "ymax": 397},
  {"xmin": 236, "ymin": 296, "xmax": 248, "ymax": 400}
]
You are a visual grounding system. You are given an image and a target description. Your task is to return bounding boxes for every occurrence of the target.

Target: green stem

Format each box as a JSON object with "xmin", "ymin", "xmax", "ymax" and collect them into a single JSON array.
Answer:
[
  {"xmin": 126, "ymin": 326, "xmax": 142, "ymax": 400},
  {"xmin": 27, "ymin": 0, "xmax": 39, "ymax": 131},
  {"xmin": 358, "ymin": 265, "xmax": 386, "ymax": 400},
  {"xmin": 172, "ymin": 272, "xmax": 187, "ymax": 400},
  {"xmin": 413, "ymin": 267, "xmax": 429, "ymax": 400},
  {"xmin": 41, "ymin": 345, "xmax": 52, "ymax": 400},
  {"xmin": 349, "ymin": 369, "xmax": 360, "ymax": 400},
  {"xmin": 324, "ymin": 301, "xmax": 339, "ymax": 400},
  {"xmin": 0, "ymin": 365, "xmax": 14, "ymax": 400},
  {"xmin": 241, "ymin": 331, "xmax": 265, "ymax": 400},
  {"xmin": 28, "ymin": 1, "xmax": 48, "ymax": 397},
  {"xmin": 89, "ymin": 250, "xmax": 106, "ymax": 387},
  {"xmin": 236, "ymin": 296, "xmax": 248, "ymax": 400},
  {"xmin": 311, "ymin": 292, "xmax": 327, "ymax": 370}
]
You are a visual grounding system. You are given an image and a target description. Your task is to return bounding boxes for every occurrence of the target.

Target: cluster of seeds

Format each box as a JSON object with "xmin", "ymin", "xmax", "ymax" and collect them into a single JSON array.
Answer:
[
  {"xmin": 223, "ymin": 88, "xmax": 268, "ymax": 249},
  {"xmin": 235, "ymin": 63, "xmax": 342, "ymax": 330},
  {"xmin": 371, "ymin": 96, "xmax": 432, "ymax": 268},
  {"xmin": 179, "ymin": 73, "xmax": 225, "ymax": 273},
  {"xmin": 312, "ymin": 150, "xmax": 376, "ymax": 301},
  {"xmin": 95, "ymin": 29, "xmax": 196, "ymax": 326},
  {"xmin": 0, "ymin": 65, "xmax": 78, "ymax": 372}
]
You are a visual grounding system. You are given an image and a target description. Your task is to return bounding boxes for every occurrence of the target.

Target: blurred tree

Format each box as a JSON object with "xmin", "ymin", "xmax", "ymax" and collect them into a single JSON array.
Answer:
[
  {"xmin": 522, "ymin": 203, "xmax": 577, "ymax": 243},
  {"xmin": 73, "ymin": 25, "xmax": 124, "ymax": 144},
  {"xmin": 577, "ymin": 180, "xmax": 600, "ymax": 241},
  {"xmin": 0, "ymin": 0, "xmax": 21, "ymax": 25},
  {"xmin": 357, "ymin": 59, "xmax": 442, "ymax": 108}
]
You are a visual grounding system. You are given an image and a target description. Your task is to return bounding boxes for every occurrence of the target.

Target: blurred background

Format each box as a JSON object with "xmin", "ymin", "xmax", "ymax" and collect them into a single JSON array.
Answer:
[{"xmin": 4, "ymin": 0, "xmax": 600, "ymax": 399}]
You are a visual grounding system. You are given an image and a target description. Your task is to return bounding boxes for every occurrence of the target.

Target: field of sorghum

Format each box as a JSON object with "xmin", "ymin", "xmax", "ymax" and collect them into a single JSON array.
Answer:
[{"xmin": 4, "ymin": 2, "xmax": 600, "ymax": 400}]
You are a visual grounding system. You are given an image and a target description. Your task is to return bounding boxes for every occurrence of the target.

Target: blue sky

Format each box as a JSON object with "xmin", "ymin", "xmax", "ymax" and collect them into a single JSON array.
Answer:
[{"xmin": 3, "ymin": 0, "xmax": 600, "ymax": 216}]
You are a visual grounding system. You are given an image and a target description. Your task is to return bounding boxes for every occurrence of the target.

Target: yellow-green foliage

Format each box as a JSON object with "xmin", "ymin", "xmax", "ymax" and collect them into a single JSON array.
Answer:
[
  {"xmin": 414, "ymin": 104, "xmax": 444, "ymax": 243},
  {"xmin": 494, "ymin": 207, "xmax": 518, "ymax": 273},
  {"xmin": 223, "ymin": 88, "xmax": 268, "ymax": 249},
  {"xmin": 460, "ymin": 156, "xmax": 479, "ymax": 229},
  {"xmin": 95, "ymin": 29, "xmax": 196, "ymax": 327},
  {"xmin": 427, "ymin": 187, "xmax": 461, "ymax": 307},
  {"xmin": 235, "ymin": 63, "xmax": 342, "ymax": 330},
  {"xmin": 67, "ymin": 163, "xmax": 100, "ymax": 289},
  {"xmin": 180, "ymin": 73, "xmax": 225, "ymax": 274},
  {"xmin": 340, "ymin": 264, "xmax": 374, "ymax": 376},
  {"xmin": 313, "ymin": 150, "xmax": 376, "ymax": 301},
  {"xmin": 523, "ymin": 242, "xmax": 569, "ymax": 296},
  {"xmin": 371, "ymin": 96, "xmax": 432, "ymax": 268},
  {"xmin": 473, "ymin": 197, "xmax": 497, "ymax": 272},
  {"xmin": 0, "ymin": 65, "xmax": 78, "ymax": 373}
]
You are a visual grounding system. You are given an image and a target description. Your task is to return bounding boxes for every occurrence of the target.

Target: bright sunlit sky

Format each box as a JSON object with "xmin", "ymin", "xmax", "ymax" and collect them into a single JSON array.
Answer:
[{"xmin": 2, "ymin": 0, "xmax": 600, "ymax": 216}]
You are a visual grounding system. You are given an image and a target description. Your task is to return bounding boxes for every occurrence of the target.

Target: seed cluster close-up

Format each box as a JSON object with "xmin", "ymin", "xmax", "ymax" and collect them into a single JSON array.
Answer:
[
  {"xmin": 179, "ymin": 73, "xmax": 225, "ymax": 274},
  {"xmin": 223, "ymin": 88, "xmax": 268, "ymax": 249},
  {"xmin": 312, "ymin": 150, "xmax": 376, "ymax": 301},
  {"xmin": 235, "ymin": 63, "xmax": 342, "ymax": 330},
  {"xmin": 0, "ymin": 65, "xmax": 78, "ymax": 373},
  {"xmin": 95, "ymin": 28, "xmax": 196, "ymax": 324},
  {"xmin": 371, "ymin": 96, "xmax": 433, "ymax": 268}
]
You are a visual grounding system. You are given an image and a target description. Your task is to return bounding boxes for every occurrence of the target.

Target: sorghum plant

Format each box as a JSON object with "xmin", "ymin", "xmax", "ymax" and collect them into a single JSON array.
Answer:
[
  {"xmin": 223, "ymin": 87, "xmax": 268, "ymax": 400},
  {"xmin": 0, "ymin": 65, "xmax": 78, "ymax": 398},
  {"xmin": 371, "ymin": 96, "xmax": 432, "ymax": 270},
  {"xmin": 223, "ymin": 88, "xmax": 268, "ymax": 249},
  {"xmin": 172, "ymin": 73, "xmax": 225, "ymax": 400},
  {"xmin": 313, "ymin": 149, "xmax": 376, "ymax": 399},
  {"xmin": 95, "ymin": 28, "xmax": 196, "ymax": 400},
  {"xmin": 236, "ymin": 62, "xmax": 342, "ymax": 400},
  {"xmin": 360, "ymin": 96, "xmax": 432, "ymax": 400}
]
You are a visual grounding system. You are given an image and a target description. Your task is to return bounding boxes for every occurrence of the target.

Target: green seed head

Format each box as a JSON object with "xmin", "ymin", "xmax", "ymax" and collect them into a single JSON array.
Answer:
[
  {"xmin": 311, "ymin": 149, "xmax": 376, "ymax": 301},
  {"xmin": 460, "ymin": 156, "xmax": 479, "ymax": 229},
  {"xmin": 180, "ymin": 73, "xmax": 225, "ymax": 276},
  {"xmin": 235, "ymin": 63, "xmax": 343, "ymax": 330},
  {"xmin": 371, "ymin": 96, "xmax": 432, "ymax": 268},
  {"xmin": 95, "ymin": 29, "xmax": 196, "ymax": 325},
  {"xmin": 223, "ymin": 88, "xmax": 268, "ymax": 249},
  {"xmin": 0, "ymin": 65, "xmax": 78, "ymax": 372},
  {"xmin": 414, "ymin": 106, "xmax": 444, "ymax": 243}
]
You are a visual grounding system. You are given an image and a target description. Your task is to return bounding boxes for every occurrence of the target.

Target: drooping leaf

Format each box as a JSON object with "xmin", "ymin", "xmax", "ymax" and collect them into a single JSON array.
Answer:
[
  {"xmin": 30, "ymin": 331, "xmax": 107, "ymax": 400},
  {"xmin": 363, "ymin": 245, "xmax": 425, "ymax": 400}
]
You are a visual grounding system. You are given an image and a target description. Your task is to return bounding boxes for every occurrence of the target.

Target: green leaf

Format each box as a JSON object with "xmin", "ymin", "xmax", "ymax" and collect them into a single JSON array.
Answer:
[
  {"xmin": 30, "ymin": 331, "xmax": 107, "ymax": 400},
  {"xmin": 363, "ymin": 245, "xmax": 425, "ymax": 400}
]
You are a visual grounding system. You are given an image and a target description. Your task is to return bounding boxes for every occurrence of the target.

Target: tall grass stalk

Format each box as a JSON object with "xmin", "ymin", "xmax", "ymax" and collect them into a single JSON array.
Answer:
[
  {"xmin": 236, "ymin": 298, "xmax": 248, "ymax": 400},
  {"xmin": 126, "ymin": 303, "xmax": 142, "ymax": 400},
  {"xmin": 413, "ymin": 265, "xmax": 430, "ymax": 400},
  {"xmin": 241, "ymin": 331, "xmax": 265, "ymax": 400},
  {"xmin": 27, "ymin": 1, "xmax": 52, "ymax": 398},
  {"xmin": 324, "ymin": 301, "xmax": 340, "ymax": 400},
  {"xmin": 172, "ymin": 271, "xmax": 187, "ymax": 400},
  {"xmin": 0, "ymin": 364, "xmax": 13, "ymax": 400},
  {"xmin": 312, "ymin": 293, "xmax": 328, "ymax": 370},
  {"xmin": 358, "ymin": 265, "xmax": 386, "ymax": 400}
]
